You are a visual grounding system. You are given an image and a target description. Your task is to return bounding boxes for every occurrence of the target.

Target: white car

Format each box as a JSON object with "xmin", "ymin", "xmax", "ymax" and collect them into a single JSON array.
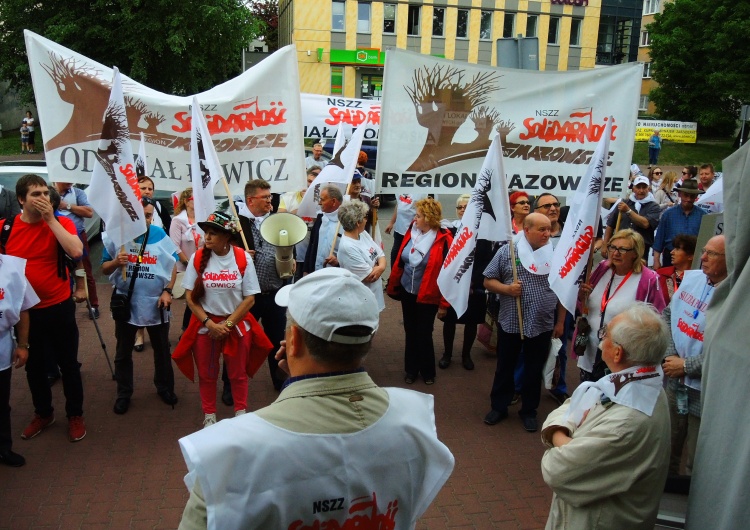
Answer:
[{"xmin": 0, "ymin": 160, "xmax": 102, "ymax": 239}]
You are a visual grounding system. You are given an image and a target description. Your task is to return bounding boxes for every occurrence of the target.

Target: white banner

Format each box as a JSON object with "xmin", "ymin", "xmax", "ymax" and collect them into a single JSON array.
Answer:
[
  {"xmin": 301, "ymin": 94, "xmax": 380, "ymax": 141},
  {"xmin": 549, "ymin": 119, "xmax": 612, "ymax": 315},
  {"xmin": 190, "ymin": 97, "xmax": 224, "ymax": 223},
  {"xmin": 88, "ymin": 67, "xmax": 146, "ymax": 249},
  {"xmin": 437, "ymin": 135, "xmax": 511, "ymax": 317},
  {"xmin": 696, "ymin": 177, "xmax": 724, "ymax": 214},
  {"xmin": 377, "ymin": 49, "xmax": 640, "ymax": 197},
  {"xmin": 24, "ymin": 30, "xmax": 305, "ymax": 196}
]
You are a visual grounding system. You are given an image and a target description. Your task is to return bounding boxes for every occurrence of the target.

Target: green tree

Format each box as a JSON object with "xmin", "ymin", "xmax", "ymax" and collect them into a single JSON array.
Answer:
[
  {"xmin": 648, "ymin": 0, "xmax": 750, "ymax": 136},
  {"xmin": 0, "ymin": 0, "xmax": 263, "ymax": 105},
  {"xmin": 250, "ymin": 0, "xmax": 279, "ymax": 51}
]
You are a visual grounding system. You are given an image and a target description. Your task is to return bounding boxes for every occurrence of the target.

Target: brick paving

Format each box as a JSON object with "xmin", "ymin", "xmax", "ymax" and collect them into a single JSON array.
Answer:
[{"xmin": 0, "ymin": 202, "xmax": 582, "ymax": 530}]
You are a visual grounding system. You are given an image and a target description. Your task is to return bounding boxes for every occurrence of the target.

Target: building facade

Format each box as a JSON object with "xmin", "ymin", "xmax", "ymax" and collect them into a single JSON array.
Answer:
[
  {"xmin": 279, "ymin": 0, "xmax": 611, "ymax": 99},
  {"xmin": 638, "ymin": 0, "xmax": 663, "ymax": 115}
]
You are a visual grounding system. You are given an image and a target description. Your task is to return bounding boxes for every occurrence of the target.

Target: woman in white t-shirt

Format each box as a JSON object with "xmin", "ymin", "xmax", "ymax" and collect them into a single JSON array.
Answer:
[
  {"xmin": 181, "ymin": 211, "xmax": 261, "ymax": 427},
  {"xmin": 337, "ymin": 201, "xmax": 386, "ymax": 312}
]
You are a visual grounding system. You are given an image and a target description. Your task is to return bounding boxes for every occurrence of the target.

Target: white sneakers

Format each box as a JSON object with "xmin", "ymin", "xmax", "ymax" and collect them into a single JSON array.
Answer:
[
  {"xmin": 203, "ymin": 413, "xmax": 217, "ymax": 428},
  {"xmin": 235, "ymin": 410, "xmax": 246, "ymax": 417}
]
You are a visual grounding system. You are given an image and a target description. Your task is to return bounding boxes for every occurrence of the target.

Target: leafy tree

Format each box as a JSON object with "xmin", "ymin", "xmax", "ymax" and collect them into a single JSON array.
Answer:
[
  {"xmin": 0, "ymin": 0, "xmax": 263, "ymax": 105},
  {"xmin": 250, "ymin": 0, "xmax": 279, "ymax": 51},
  {"xmin": 648, "ymin": 0, "xmax": 750, "ymax": 136}
]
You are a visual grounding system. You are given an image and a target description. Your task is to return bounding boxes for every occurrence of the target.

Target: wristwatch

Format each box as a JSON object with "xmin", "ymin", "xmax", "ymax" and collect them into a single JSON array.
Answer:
[
  {"xmin": 225, "ymin": 319, "xmax": 234, "ymax": 328},
  {"xmin": 66, "ymin": 203, "xmax": 72, "ymax": 211},
  {"xmin": 17, "ymin": 343, "xmax": 30, "ymax": 349},
  {"xmin": 202, "ymin": 316, "xmax": 210, "ymax": 325},
  {"xmin": 162, "ymin": 287, "xmax": 173, "ymax": 295}
]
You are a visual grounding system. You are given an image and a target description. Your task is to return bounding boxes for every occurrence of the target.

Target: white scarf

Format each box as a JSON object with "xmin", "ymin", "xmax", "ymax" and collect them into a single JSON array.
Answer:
[
  {"xmin": 564, "ymin": 364, "xmax": 664, "ymax": 426},
  {"xmin": 235, "ymin": 201, "xmax": 269, "ymax": 229},
  {"xmin": 628, "ymin": 192, "xmax": 656, "ymax": 213},
  {"xmin": 408, "ymin": 226, "xmax": 437, "ymax": 267},
  {"xmin": 515, "ymin": 230, "xmax": 553, "ymax": 275}
]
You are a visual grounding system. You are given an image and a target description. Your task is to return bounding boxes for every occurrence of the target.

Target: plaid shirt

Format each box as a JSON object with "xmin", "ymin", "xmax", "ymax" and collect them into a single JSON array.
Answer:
[
  {"xmin": 248, "ymin": 220, "xmax": 283, "ymax": 292},
  {"xmin": 653, "ymin": 204, "xmax": 706, "ymax": 253},
  {"xmin": 483, "ymin": 243, "xmax": 558, "ymax": 338}
]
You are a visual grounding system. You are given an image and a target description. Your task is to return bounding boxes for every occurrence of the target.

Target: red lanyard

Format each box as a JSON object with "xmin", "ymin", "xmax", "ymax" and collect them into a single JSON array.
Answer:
[{"xmin": 601, "ymin": 270, "xmax": 633, "ymax": 314}]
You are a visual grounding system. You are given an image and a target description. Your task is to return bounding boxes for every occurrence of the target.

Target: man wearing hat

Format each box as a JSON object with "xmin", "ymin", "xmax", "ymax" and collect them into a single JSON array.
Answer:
[
  {"xmin": 177, "ymin": 268, "xmax": 455, "ymax": 530},
  {"xmin": 653, "ymin": 179, "xmax": 706, "ymax": 269},
  {"xmin": 101, "ymin": 197, "xmax": 179, "ymax": 415},
  {"xmin": 602, "ymin": 175, "xmax": 661, "ymax": 259}
]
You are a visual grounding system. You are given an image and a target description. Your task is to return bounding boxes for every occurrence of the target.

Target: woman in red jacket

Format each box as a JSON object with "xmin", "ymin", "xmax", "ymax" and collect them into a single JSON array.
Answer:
[{"xmin": 387, "ymin": 198, "xmax": 453, "ymax": 385}]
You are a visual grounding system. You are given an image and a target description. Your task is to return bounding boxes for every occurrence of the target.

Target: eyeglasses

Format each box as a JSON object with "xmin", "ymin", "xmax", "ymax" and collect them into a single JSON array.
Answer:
[
  {"xmin": 701, "ymin": 248, "xmax": 725, "ymax": 258},
  {"xmin": 456, "ymin": 205, "xmax": 467, "ymax": 210},
  {"xmin": 536, "ymin": 202, "xmax": 560, "ymax": 210},
  {"xmin": 607, "ymin": 244, "xmax": 634, "ymax": 254},
  {"xmin": 682, "ymin": 171, "xmax": 689, "ymax": 175},
  {"xmin": 250, "ymin": 195, "xmax": 272, "ymax": 202},
  {"xmin": 653, "ymin": 171, "xmax": 663, "ymax": 175},
  {"xmin": 514, "ymin": 200, "xmax": 530, "ymax": 206}
]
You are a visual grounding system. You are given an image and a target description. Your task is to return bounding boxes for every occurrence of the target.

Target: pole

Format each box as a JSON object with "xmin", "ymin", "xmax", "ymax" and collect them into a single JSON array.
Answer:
[
  {"xmin": 77, "ymin": 269, "xmax": 115, "ymax": 380},
  {"xmin": 220, "ymin": 178, "xmax": 250, "ymax": 251},
  {"xmin": 328, "ymin": 181, "xmax": 353, "ymax": 259},
  {"xmin": 508, "ymin": 240, "xmax": 525, "ymax": 341},
  {"xmin": 614, "ymin": 212, "xmax": 622, "ymax": 233},
  {"xmin": 120, "ymin": 245, "xmax": 127, "ymax": 281}
]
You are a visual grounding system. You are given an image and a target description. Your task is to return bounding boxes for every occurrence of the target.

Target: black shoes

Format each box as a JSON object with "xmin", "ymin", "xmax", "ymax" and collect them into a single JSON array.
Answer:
[
  {"xmin": 404, "ymin": 374, "xmax": 417, "ymax": 384},
  {"xmin": 0, "ymin": 449, "xmax": 26, "ymax": 467},
  {"xmin": 221, "ymin": 385, "xmax": 234, "ymax": 406},
  {"xmin": 158, "ymin": 390, "xmax": 178, "ymax": 407},
  {"xmin": 549, "ymin": 390, "xmax": 570, "ymax": 406},
  {"xmin": 438, "ymin": 355, "xmax": 451, "ymax": 369},
  {"xmin": 522, "ymin": 416, "xmax": 538, "ymax": 432},
  {"xmin": 133, "ymin": 344, "xmax": 145, "ymax": 352},
  {"xmin": 462, "ymin": 355, "xmax": 475, "ymax": 370},
  {"xmin": 113, "ymin": 398, "xmax": 130, "ymax": 415},
  {"xmin": 484, "ymin": 409, "xmax": 508, "ymax": 425},
  {"xmin": 88, "ymin": 307, "xmax": 100, "ymax": 319}
]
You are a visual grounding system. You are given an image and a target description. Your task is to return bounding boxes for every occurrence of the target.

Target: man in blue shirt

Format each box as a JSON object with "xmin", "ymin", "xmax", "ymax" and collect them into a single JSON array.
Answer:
[{"xmin": 653, "ymin": 179, "xmax": 706, "ymax": 269}]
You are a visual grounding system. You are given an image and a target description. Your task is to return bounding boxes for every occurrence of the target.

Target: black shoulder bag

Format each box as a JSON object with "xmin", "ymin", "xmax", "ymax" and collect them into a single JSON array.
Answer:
[{"xmin": 110, "ymin": 226, "xmax": 150, "ymax": 322}]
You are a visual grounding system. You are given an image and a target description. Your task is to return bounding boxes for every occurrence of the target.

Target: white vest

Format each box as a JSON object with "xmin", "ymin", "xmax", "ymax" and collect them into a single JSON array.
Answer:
[
  {"xmin": 670, "ymin": 270, "xmax": 713, "ymax": 391},
  {"xmin": 0, "ymin": 256, "xmax": 39, "ymax": 369},
  {"xmin": 179, "ymin": 388, "xmax": 455, "ymax": 530}
]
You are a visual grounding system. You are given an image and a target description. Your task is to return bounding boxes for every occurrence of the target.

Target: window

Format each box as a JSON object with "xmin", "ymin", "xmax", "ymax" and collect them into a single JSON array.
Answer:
[
  {"xmin": 432, "ymin": 7, "xmax": 445, "ymax": 36},
  {"xmin": 643, "ymin": 0, "xmax": 660, "ymax": 15},
  {"xmin": 383, "ymin": 3, "xmax": 396, "ymax": 33},
  {"xmin": 407, "ymin": 5, "xmax": 420, "ymax": 36},
  {"xmin": 456, "ymin": 9, "xmax": 469, "ymax": 38},
  {"xmin": 548, "ymin": 16, "xmax": 560, "ymax": 45},
  {"xmin": 332, "ymin": 1, "xmax": 345, "ymax": 31},
  {"xmin": 640, "ymin": 31, "xmax": 651, "ymax": 46},
  {"xmin": 643, "ymin": 62, "xmax": 652, "ymax": 78},
  {"xmin": 639, "ymin": 95, "xmax": 649, "ymax": 111},
  {"xmin": 570, "ymin": 18, "xmax": 582, "ymax": 46},
  {"xmin": 503, "ymin": 13, "xmax": 515, "ymax": 39},
  {"xmin": 480, "ymin": 11, "xmax": 492, "ymax": 40},
  {"xmin": 357, "ymin": 3, "xmax": 371, "ymax": 33},
  {"xmin": 526, "ymin": 15, "xmax": 538, "ymax": 38}
]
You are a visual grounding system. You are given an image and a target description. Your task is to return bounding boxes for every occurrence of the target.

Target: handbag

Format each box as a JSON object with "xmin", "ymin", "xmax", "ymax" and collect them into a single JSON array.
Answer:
[{"xmin": 109, "ymin": 226, "xmax": 149, "ymax": 322}]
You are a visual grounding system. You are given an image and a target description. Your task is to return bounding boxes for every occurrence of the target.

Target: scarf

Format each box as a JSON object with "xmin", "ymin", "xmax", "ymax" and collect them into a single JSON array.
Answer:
[
  {"xmin": 408, "ymin": 226, "xmax": 437, "ymax": 267},
  {"xmin": 564, "ymin": 364, "xmax": 664, "ymax": 426},
  {"xmin": 628, "ymin": 192, "xmax": 656, "ymax": 213},
  {"xmin": 515, "ymin": 230, "xmax": 553, "ymax": 275}
]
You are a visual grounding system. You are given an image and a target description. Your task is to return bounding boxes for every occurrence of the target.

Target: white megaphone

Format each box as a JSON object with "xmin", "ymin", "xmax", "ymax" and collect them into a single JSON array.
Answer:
[{"xmin": 259, "ymin": 213, "xmax": 309, "ymax": 279}]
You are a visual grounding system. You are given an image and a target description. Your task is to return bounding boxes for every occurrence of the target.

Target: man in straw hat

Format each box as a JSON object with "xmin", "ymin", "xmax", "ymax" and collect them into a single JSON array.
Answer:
[
  {"xmin": 177, "ymin": 268, "xmax": 454, "ymax": 529},
  {"xmin": 653, "ymin": 179, "xmax": 706, "ymax": 269}
]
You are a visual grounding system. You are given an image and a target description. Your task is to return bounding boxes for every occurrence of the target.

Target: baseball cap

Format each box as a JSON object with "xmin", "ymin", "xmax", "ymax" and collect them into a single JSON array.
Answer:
[
  {"xmin": 633, "ymin": 176, "xmax": 650, "ymax": 187},
  {"xmin": 275, "ymin": 268, "xmax": 379, "ymax": 344}
]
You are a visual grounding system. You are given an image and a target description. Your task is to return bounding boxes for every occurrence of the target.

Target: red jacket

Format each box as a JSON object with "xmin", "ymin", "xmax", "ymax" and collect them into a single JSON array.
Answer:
[{"xmin": 387, "ymin": 226, "xmax": 453, "ymax": 308}]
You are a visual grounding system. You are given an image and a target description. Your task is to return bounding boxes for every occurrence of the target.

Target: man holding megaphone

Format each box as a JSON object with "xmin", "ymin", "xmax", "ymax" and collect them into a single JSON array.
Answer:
[{"xmin": 235, "ymin": 179, "xmax": 307, "ymax": 391}]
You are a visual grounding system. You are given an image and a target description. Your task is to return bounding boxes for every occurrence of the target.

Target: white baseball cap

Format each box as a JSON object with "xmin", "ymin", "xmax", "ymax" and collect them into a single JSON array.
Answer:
[
  {"xmin": 275, "ymin": 268, "xmax": 379, "ymax": 344},
  {"xmin": 633, "ymin": 176, "xmax": 650, "ymax": 187}
]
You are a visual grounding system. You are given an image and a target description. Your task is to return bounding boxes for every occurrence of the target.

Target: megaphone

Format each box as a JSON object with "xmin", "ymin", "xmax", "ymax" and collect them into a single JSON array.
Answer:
[{"xmin": 259, "ymin": 213, "xmax": 309, "ymax": 279}]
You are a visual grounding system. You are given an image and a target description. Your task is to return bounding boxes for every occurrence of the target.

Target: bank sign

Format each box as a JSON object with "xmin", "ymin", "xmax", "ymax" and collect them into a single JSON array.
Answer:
[{"xmin": 377, "ymin": 49, "xmax": 641, "ymax": 197}]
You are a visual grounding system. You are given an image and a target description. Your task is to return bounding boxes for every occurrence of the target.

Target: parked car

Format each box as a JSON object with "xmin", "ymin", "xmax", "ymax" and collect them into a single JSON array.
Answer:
[{"xmin": 0, "ymin": 161, "xmax": 103, "ymax": 238}]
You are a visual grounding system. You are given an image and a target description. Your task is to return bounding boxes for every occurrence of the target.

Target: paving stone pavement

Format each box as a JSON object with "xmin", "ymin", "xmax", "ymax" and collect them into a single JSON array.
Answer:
[{"xmin": 1, "ymin": 212, "xmax": 580, "ymax": 529}]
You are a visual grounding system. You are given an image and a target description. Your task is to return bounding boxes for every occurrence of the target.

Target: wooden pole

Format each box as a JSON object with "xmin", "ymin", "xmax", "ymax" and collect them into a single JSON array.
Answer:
[
  {"xmin": 614, "ymin": 211, "xmax": 622, "ymax": 233},
  {"xmin": 120, "ymin": 245, "xmax": 127, "ymax": 281},
  {"xmin": 220, "ymin": 178, "xmax": 250, "ymax": 252},
  {"xmin": 508, "ymin": 240, "xmax": 525, "ymax": 341}
]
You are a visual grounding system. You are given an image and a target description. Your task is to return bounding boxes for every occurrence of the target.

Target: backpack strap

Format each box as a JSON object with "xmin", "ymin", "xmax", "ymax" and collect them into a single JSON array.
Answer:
[{"xmin": 0, "ymin": 214, "xmax": 17, "ymax": 255}]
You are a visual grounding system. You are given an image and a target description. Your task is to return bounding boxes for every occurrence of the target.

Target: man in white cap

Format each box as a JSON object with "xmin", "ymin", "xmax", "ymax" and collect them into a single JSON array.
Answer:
[
  {"xmin": 177, "ymin": 268, "xmax": 455, "ymax": 530},
  {"xmin": 601, "ymin": 175, "xmax": 661, "ymax": 259}
]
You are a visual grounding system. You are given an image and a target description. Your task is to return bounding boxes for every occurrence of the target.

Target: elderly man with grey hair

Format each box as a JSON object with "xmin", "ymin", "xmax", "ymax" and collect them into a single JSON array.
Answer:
[
  {"xmin": 303, "ymin": 184, "xmax": 343, "ymax": 274},
  {"xmin": 337, "ymin": 200, "xmax": 386, "ymax": 312},
  {"xmin": 540, "ymin": 302, "xmax": 670, "ymax": 530}
]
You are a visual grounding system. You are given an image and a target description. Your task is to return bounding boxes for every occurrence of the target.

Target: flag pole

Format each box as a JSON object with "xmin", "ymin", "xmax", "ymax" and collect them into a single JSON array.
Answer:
[
  {"xmin": 121, "ymin": 245, "xmax": 127, "ymax": 281},
  {"xmin": 508, "ymin": 241, "xmax": 525, "ymax": 341},
  {"xmin": 614, "ymin": 212, "xmax": 622, "ymax": 232},
  {"xmin": 219, "ymin": 178, "xmax": 250, "ymax": 252},
  {"xmin": 328, "ymin": 181, "xmax": 351, "ymax": 259}
]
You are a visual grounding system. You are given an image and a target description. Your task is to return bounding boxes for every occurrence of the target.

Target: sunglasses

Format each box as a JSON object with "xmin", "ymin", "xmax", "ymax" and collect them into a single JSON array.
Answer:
[
  {"xmin": 514, "ymin": 200, "xmax": 530, "ymax": 206},
  {"xmin": 682, "ymin": 171, "xmax": 689, "ymax": 175},
  {"xmin": 536, "ymin": 202, "xmax": 560, "ymax": 210},
  {"xmin": 653, "ymin": 171, "xmax": 663, "ymax": 175},
  {"xmin": 456, "ymin": 205, "xmax": 467, "ymax": 210}
]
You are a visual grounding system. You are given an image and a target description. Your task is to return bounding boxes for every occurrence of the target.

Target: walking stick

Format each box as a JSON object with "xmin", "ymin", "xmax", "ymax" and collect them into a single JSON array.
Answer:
[
  {"xmin": 508, "ymin": 241, "xmax": 525, "ymax": 341},
  {"xmin": 77, "ymin": 269, "xmax": 115, "ymax": 380}
]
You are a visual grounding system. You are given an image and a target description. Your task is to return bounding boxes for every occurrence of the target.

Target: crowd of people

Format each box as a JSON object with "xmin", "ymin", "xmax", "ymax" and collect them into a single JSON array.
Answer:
[{"xmin": 0, "ymin": 155, "xmax": 726, "ymax": 529}]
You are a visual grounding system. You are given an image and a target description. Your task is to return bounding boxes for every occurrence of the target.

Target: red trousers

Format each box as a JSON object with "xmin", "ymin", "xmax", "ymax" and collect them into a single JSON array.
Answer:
[{"xmin": 193, "ymin": 333, "xmax": 249, "ymax": 414}]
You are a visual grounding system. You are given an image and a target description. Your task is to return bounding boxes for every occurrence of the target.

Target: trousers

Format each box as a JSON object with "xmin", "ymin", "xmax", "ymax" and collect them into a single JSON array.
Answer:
[{"xmin": 114, "ymin": 320, "xmax": 174, "ymax": 399}]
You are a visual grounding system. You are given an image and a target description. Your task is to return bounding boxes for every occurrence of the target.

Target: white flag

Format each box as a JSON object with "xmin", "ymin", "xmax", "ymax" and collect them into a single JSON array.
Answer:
[
  {"xmin": 695, "ymin": 176, "xmax": 723, "ymax": 213},
  {"xmin": 550, "ymin": 118, "xmax": 613, "ymax": 314},
  {"xmin": 191, "ymin": 96, "xmax": 224, "ymax": 223},
  {"xmin": 437, "ymin": 136, "xmax": 511, "ymax": 317},
  {"xmin": 136, "ymin": 132, "xmax": 149, "ymax": 178},
  {"xmin": 88, "ymin": 67, "xmax": 146, "ymax": 249},
  {"xmin": 297, "ymin": 123, "xmax": 366, "ymax": 218}
]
